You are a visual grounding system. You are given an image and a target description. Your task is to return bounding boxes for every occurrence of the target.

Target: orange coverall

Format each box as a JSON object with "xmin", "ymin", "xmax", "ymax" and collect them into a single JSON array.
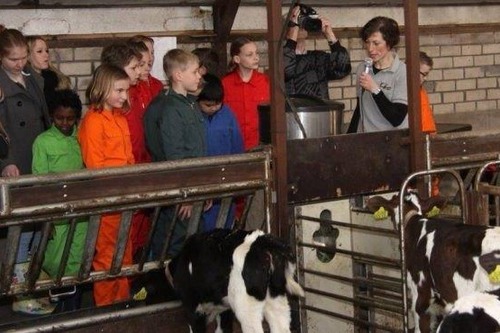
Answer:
[
  {"xmin": 78, "ymin": 107, "xmax": 135, "ymax": 306},
  {"xmin": 420, "ymin": 87, "xmax": 436, "ymax": 134}
]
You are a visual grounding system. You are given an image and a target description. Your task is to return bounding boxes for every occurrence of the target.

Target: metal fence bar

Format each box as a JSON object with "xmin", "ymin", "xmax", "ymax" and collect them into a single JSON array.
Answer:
[
  {"xmin": 186, "ymin": 202, "xmax": 204, "ymax": 236},
  {"xmin": 301, "ymin": 268, "xmax": 402, "ymax": 293},
  {"xmin": 110, "ymin": 210, "xmax": 133, "ymax": 275},
  {"xmin": 299, "ymin": 242, "xmax": 401, "ymax": 268},
  {"xmin": 2, "ymin": 301, "xmax": 183, "ymax": 333},
  {"xmin": 237, "ymin": 193, "xmax": 254, "ymax": 230},
  {"xmin": 0, "ymin": 226, "xmax": 21, "ymax": 294},
  {"xmin": 302, "ymin": 304, "xmax": 404, "ymax": 333},
  {"xmin": 297, "ymin": 214, "xmax": 399, "ymax": 236},
  {"xmin": 304, "ymin": 286, "xmax": 403, "ymax": 314},
  {"xmin": 215, "ymin": 197, "xmax": 232, "ymax": 229},
  {"xmin": 138, "ymin": 207, "xmax": 161, "ymax": 271},
  {"xmin": 56, "ymin": 218, "xmax": 79, "ymax": 282},
  {"xmin": 79, "ymin": 215, "xmax": 101, "ymax": 281}
]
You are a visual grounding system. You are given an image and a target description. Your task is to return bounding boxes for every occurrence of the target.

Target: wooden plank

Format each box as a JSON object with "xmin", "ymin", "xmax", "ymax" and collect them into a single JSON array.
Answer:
[
  {"xmin": 2, "ymin": 0, "xmax": 499, "ymax": 8},
  {"xmin": 7, "ymin": 161, "xmax": 265, "ymax": 211},
  {"xmin": 287, "ymin": 131, "xmax": 411, "ymax": 204},
  {"xmin": 430, "ymin": 133, "xmax": 500, "ymax": 167}
]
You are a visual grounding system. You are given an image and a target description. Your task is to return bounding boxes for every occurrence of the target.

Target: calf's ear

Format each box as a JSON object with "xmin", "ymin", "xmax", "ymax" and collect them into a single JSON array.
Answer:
[
  {"xmin": 420, "ymin": 195, "xmax": 448, "ymax": 216},
  {"xmin": 479, "ymin": 250, "xmax": 500, "ymax": 275},
  {"xmin": 366, "ymin": 195, "xmax": 397, "ymax": 216}
]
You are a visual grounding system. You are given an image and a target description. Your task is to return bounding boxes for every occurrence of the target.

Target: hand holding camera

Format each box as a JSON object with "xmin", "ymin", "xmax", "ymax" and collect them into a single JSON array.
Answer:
[
  {"xmin": 289, "ymin": 4, "xmax": 322, "ymax": 32},
  {"xmin": 320, "ymin": 17, "xmax": 337, "ymax": 43},
  {"xmin": 289, "ymin": 5, "xmax": 337, "ymax": 42}
]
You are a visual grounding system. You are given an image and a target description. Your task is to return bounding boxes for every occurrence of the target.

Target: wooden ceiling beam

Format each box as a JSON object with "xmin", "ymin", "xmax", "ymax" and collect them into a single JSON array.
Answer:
[{"xmin": 212, "ymin": 0, "xmax": 241, "ymax": 75}]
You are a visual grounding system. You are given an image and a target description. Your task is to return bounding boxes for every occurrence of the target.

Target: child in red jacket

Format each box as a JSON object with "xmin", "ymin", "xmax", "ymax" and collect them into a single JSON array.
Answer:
[
  {"xmin": 125, "ymin": 38, "xmax": 164, "ymax": 258},
  {"xmin": 222, "ymin": 37, "xmax": 270, "ymax": 151}
]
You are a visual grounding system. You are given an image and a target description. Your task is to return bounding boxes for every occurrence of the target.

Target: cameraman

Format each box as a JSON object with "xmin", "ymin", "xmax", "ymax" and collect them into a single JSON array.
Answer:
[{"xmin": 284, "ymin": 5, "xmax": 351, "ymax": 99}]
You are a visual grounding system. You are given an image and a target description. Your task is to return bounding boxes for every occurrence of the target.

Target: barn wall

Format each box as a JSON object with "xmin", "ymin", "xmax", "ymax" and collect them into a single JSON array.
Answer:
[{"xmin": 2, "ymin": 5, "xmax": 499, "ymax": 119}]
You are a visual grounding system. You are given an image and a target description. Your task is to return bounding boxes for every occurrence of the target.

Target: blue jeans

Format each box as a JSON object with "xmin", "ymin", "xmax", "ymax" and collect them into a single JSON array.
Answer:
[{"xmin": 16, "ymin": 227, "xmax": 40, "ymax": 263}]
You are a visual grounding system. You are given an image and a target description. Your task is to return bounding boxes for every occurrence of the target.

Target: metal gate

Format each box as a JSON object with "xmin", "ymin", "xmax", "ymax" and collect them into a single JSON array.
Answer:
[
  {"xmin": 293, "ymin": 168, "xmax": 468, "ymax": 333},
  {"xmin": 0, "ymin": 149, "xmax": 272, "ymax": 332}
]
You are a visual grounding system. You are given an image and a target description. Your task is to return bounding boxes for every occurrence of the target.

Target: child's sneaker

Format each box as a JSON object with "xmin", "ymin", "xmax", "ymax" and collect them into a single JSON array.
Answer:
[{"xmin": 12, "ymin": 296, "xmax": 56, "ymax": 315}]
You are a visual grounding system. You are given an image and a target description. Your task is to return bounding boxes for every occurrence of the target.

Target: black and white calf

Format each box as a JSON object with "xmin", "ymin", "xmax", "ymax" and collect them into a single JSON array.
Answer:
[
  {"xmin": 437, "ymin": 289, "xmax": 500, "ymax": 333},
  {"xmin": 166, "ymin": 229, "xmax": 304, "ymax": 333},
  {"xmin": 368, "ymin": 192, "xmax": 500, "ymax": 333}
]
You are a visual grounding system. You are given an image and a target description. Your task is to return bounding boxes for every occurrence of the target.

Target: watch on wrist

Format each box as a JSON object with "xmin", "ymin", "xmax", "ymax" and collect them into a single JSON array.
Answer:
[
  {"xmin": 372, "ymin": 87, "xmax": 381, "ymax": 95},
  {"xmin": 288, "ymin": 21, "xmax": 300, "ymax": 28}
]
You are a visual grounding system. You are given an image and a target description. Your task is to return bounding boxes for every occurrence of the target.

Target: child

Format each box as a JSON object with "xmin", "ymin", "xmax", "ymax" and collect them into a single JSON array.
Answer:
[
  {"xmin": 222, "ymin": 37, "xmax": 269, "ymax": 227},
  {"xmin": 0, "ymin": 27, "xmax": 52, "ymax": 315},
  {"xmin": 198, "ymin": 73, "xmax": 244, "ymax": 231},
  {"xmin": 125, "ymin": 40, "xmax": 162, "ymax": 164},
  {"xmin": 419, "ymin": 51, "xmax": 439, "ymax": 196},
  {"xmin": 32, "ymin": 89, "xmax": 87, "ymax": 312},
  {"xmin": 101, "ymin": 41, "xmax": 154, "ymax": 260},
  {"xmin": 129, "ymin": 35, "xmax": 163, "ymax": 86},
  {"xmin": 124, "ymin": 40, "xmax": 163, "ymax": 259},
  {"xmin": 100, "ymin": 42, "xmax": 141, "ymax": 86},
  {"xmin": 419, "ymin": 51, "xmax": 437, "ymax": 134},
  {"xmin": 26, "ymin": 35, "xmax": 72, "ymax": 106},
  {"xmin": 192, "ymin": 47, "xmax": 220, "ymax": 76},
  {"xmin": 144, "ymin": 48, "xmax": 205, "ymax": 258},
  {"xmin": 222, "ymin": 37, "xmax": 269, "ymax": 151},
  {"xmin": 129, "ymin": 35, "xmax": 156, "ymax": 74},
  {"xmin": 78, "ymin": 64, "xmax": 135, "ymax": 306}
]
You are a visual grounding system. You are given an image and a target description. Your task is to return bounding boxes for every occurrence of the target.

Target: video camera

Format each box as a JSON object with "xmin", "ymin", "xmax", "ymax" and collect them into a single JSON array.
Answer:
[{"xmin": 296, "ymin": 4, "xmax": 322, "ymax": 32}]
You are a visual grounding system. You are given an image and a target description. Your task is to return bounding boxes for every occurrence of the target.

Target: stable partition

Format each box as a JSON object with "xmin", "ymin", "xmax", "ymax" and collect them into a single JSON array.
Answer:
[{"xmin": 0, "ymin": 150, "xmax": 272, "ymax": 332}]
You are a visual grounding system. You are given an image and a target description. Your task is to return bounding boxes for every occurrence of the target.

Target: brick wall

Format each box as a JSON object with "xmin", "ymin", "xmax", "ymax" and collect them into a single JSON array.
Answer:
[{"xmin": 49, "ymin": 29, "xmax": 500, "ymax": 118}]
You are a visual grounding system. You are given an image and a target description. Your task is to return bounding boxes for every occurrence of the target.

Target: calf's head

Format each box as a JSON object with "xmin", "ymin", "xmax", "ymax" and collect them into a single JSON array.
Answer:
[{"xmin": 367, "ymin": 190, "xmax": 447, "ymax": 229}]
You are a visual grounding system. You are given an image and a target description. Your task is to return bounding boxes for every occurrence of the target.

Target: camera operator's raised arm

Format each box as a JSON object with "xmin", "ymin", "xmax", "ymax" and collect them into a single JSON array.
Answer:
[
  {"xmin": 320, "ymin": 17, "xmax": 338, "ymax": 44},
  {"xmin": 283, "ymin": 5, "xmax": 352, "ymax": 100},
  {"xmin": 286, "ymin": 6, "xmax": 301, "ymax": 42}
]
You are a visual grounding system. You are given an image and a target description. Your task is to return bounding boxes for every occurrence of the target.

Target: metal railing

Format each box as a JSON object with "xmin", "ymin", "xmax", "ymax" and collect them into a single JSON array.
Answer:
[{"xmin": 0, "ymin": 149, "xmax": 272, "ymax": 309}]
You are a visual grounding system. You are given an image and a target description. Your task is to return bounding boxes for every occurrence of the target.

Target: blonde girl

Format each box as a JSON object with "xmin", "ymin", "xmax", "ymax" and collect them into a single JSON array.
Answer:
[
  {"xmin": 26, "ymin": 35, "xmax": 72, "ymax": 105},
  {"xmin": 78, "ymin": 64, "xmax": 134, "ymax": 306}
]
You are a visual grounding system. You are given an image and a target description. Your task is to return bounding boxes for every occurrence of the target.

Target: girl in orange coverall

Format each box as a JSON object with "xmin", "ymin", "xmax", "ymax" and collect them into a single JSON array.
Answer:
[{"xmin": 78, "ymin": 64, "xmax": 135, "ymax": 306}]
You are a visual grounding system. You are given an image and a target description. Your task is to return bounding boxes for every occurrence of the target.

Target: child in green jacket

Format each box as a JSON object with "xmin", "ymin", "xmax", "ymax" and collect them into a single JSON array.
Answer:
[{"xmin": 32, "ymin": 89, "xmax": 88, "ymax": 312}]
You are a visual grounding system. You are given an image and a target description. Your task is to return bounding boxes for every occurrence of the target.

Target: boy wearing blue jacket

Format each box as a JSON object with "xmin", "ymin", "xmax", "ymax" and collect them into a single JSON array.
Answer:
[{"xmin": 198, "ymin": 73, "xmax": 244, "ymax": 230}]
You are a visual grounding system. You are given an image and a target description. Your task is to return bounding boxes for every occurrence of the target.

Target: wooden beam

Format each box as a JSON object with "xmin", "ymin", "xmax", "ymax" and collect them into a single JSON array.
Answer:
[
  {"xmin": 404, "ymin": 0, "xmax": 425, "ymax": 173},
  {"xmin": 43, "ymin": 23, "xmax": 500, "ymax": 49},
  {"xmin": 213, "ymin": 0, "xmax": 241, "ymax": 75},
  {"xmin": 267, "ymin": 0, "xmax": 287, "ymax": 238}
]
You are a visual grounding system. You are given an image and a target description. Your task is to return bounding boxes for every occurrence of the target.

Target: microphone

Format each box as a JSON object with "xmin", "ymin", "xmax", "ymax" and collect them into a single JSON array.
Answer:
[
  {"xmin": 361, "ymin": 58, "xmax": 373, "ymax": 95},
  {"xmin": 364, "ymin": 58, "xmax": 373, "ymax": 74}
]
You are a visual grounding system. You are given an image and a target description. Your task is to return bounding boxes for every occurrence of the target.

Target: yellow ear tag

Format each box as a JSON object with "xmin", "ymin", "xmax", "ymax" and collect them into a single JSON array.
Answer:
[
  {"xmin": 489, "ymin": 265, "xmax": 500, "ymax": 283},
  {"xmin": 426, "ymin": 206, "xmax": 440, "ymax": 218},
  {"xmin": 373, "ymin": 207, "xmax": 389, "ymax": 220}
]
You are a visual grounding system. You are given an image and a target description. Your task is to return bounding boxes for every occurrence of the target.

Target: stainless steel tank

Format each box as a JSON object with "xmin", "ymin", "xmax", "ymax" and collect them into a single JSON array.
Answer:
[{"xmin": 258, "ymin": 95, "xmax": 345, "ymax": 143}]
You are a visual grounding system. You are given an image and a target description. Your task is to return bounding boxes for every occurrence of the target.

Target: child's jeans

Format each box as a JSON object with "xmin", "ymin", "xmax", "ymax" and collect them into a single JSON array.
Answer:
[{"xmin": 16, "ymin": 227, "xmax": 40, "ymax": 263}]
